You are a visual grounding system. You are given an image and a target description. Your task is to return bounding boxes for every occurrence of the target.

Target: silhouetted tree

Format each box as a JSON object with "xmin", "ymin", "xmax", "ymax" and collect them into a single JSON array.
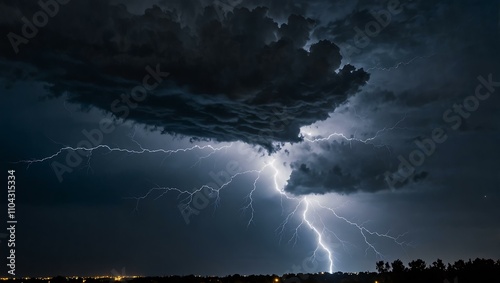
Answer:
[
  {"xmin": 429, "ymin": 258, "xmax": 447, "ymax": 283},
  {"xmin": 17, "ymin": 258, "xmax": 500, "ymax": 283},
  {"xmin": 452, "ymin": 259, "xmax": 466, "ymax": 271},
  {"xmin": 408, "ymin": 259, "xmax": 426, "ymax": 272},
  {"xmin": 376, "ymin": 260, "xmax": 389, "ymax": 273},
  {"xmin": 391, "ymin": 259, "xmax": 406, "ymax": 273},
  {"xmin": 385, "ymin": 261, "xmax": 391, "ymax": 273},
  {"xmin": 431, "ymin": 259, "xmax": 446, "ymax": 271}
]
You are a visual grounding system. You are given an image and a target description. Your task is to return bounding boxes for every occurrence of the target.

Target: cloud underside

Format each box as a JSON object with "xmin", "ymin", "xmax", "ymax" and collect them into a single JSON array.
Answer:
[
  {"xmin": 284, "ymin": 141, "xmax": 429, "ymax": 195},
  {"xmin": 0, "ymin": 0, "xmax": 369, "ymax": 152}
]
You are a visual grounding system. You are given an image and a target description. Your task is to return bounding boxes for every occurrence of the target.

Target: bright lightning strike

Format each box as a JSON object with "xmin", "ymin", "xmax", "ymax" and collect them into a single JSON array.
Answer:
[
  {"xmin": 315, "ymin": 201, "xmax": 408, "ymax": 257},
  {"xmin": 303, "ymin": 115, "xmax": 407, "ymax": 148},
  {"xmin": 16, "ymin": 123, "xmax": 409, "ymax": 274},
  {"xmin": 302, "ymin": 197, "xmax": 334, "ymax": 273},
  {"xmin": 15, "ymin": 142, "xmax": 233, "ymax": 169}
]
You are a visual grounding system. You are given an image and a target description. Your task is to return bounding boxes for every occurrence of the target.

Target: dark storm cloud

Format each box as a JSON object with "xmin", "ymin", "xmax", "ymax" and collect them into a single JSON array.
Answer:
[
  {"xmin": 276, "ymin": 0, "xmax": 499, "ymax": 196},
  {"xmin": 283, "ymin": 140, "xmax": 428, "ymax": 195},
  {"xmin": 313, "ymin": 0, "xmax": 499, "ymax": 70},
  {"xmin": 0, "ymin": 0, "xmax": 369, "ymax": 152}
]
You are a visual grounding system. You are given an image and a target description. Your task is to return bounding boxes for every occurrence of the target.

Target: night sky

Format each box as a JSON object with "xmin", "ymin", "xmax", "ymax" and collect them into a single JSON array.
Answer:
[{"xmin": 1, "ymin": 0, "xmax": 500, "ymax": 277}]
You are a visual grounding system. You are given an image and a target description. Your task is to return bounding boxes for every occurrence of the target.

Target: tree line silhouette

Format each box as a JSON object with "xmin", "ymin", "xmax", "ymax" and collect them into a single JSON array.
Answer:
[
  {"xmin": 8, "ymin": 258, "xmax": 500, "ymax": 283},
  {"xmin": 373, "ymin": 258, "xmax": 500, "ymax": 283}
]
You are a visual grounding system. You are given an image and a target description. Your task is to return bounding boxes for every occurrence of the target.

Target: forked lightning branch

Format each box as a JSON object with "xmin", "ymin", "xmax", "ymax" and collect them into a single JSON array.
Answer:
[{"xmin": 17, "ymin": 119, "xmax": 410, "ymax": 273}]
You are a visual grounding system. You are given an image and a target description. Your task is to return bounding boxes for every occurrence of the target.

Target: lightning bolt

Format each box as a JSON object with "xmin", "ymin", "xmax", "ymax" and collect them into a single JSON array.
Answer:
[
  {"xmin": 302, "ymin": 197, "xmax": 334, "ymax": 273},
  {"xmin": 245, "ymin": 160, "xmax": 406, "ymax": 273},
  {"xmin": 315, "ymin": 201, "xmax": 408, "ymax": 257},
  {"xmin": 241, "ymin": 170, "xmax": 260, "ymax": 227},
  {"xmin": 365, "ymin": 54, "xmax": 435, "ymax": 72},
  {"xmin": 304, "ymin": 115, "xmax": 407, "ymax": 144},
  {"xmin": 271, "ymin": 116, "xmax": 411, "ymax": 272},
  {"xmin": 131, "ymin": 165, "xmax": 268, "ymax": 213},
  {"xmin": 15, "ymin": 142, "xmax": 233, "ymax": 169},
  {"xmin": 16, "ymin": 122, "xmax": 409, "ymax": 274}
]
